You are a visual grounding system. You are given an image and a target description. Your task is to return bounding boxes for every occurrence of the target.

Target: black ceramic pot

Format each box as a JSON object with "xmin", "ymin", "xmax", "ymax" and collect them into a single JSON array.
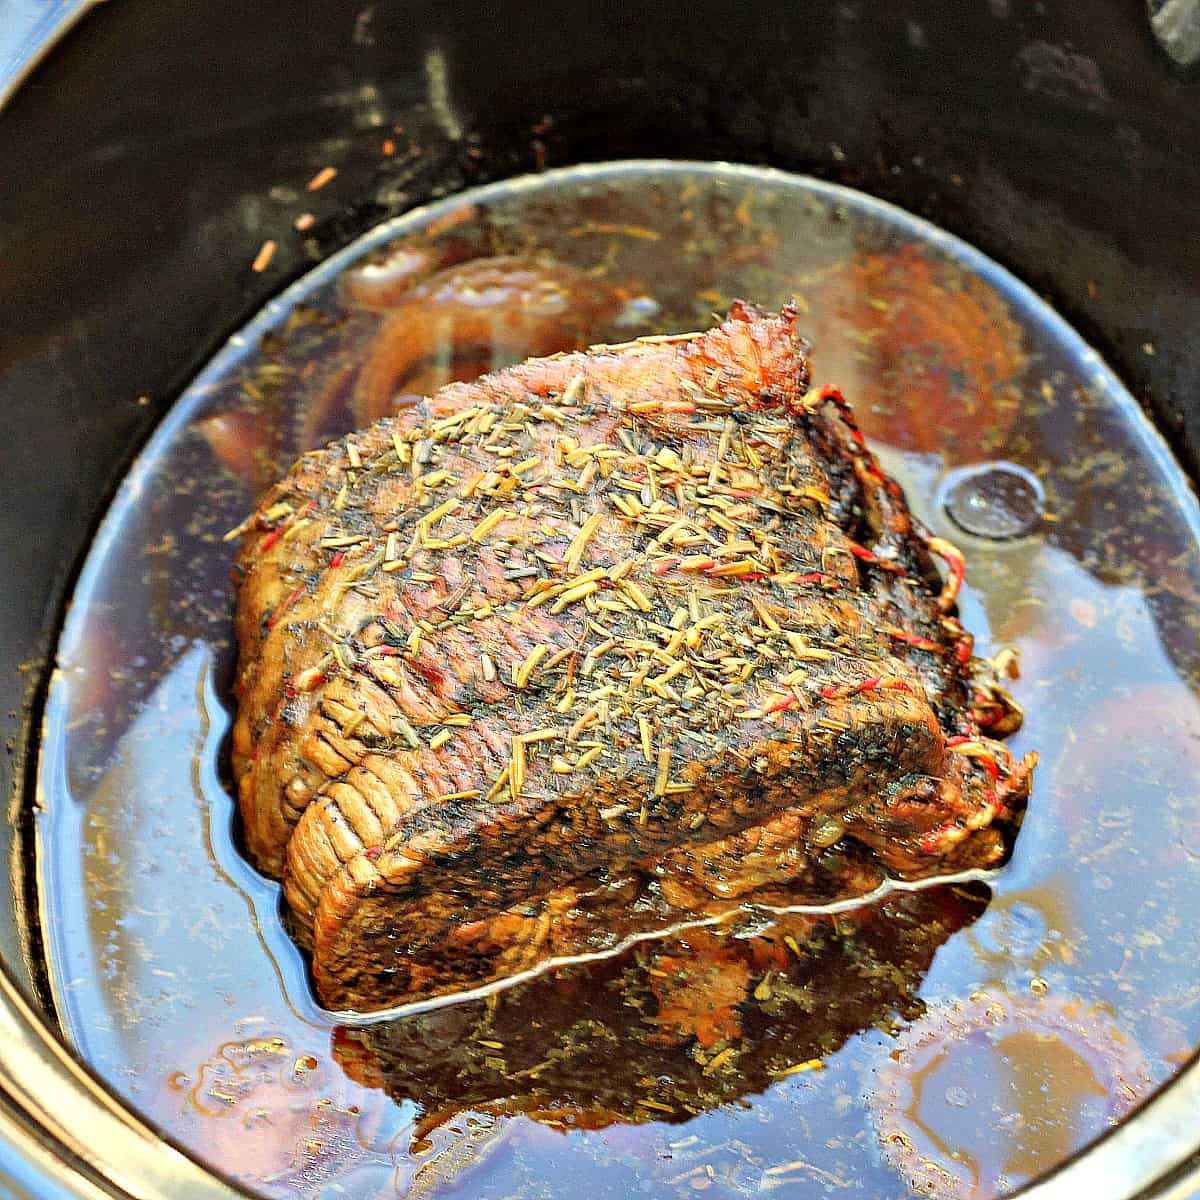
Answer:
[{"xmin": 0, "ymin": 2, "xmax": 1198, "ymax": 1196}]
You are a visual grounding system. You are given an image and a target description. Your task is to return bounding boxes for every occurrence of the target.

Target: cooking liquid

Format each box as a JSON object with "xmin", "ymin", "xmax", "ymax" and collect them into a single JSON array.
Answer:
[{"xmin": 35, "ymin": 163, "xmax": 1200, "ymax": 1199}]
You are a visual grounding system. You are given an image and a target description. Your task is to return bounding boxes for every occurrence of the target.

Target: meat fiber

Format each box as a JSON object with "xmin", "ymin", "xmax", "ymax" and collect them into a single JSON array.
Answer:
[{"xmin": 230, "ymin": 303, "xmax": 1033, "ymax": 1012}]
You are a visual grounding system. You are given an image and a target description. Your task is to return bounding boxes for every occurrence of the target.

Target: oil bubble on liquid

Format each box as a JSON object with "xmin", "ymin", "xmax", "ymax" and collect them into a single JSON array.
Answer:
[{"xmin": 36, "ymin": 162, "xmax": 1200, "ymax": 1199}]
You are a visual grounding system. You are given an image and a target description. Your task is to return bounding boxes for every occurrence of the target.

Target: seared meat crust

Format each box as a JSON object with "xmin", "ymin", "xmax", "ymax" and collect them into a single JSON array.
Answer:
[{"xmin": 231, "ymin": 303, "xmax": 1032, "ymax": 1012}]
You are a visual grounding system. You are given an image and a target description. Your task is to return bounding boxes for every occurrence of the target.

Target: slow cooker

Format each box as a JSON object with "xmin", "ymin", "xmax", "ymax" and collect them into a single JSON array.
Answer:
[{"xmin": 1, "ymin": 2, "xmax": 1199, "ymax": 1196}]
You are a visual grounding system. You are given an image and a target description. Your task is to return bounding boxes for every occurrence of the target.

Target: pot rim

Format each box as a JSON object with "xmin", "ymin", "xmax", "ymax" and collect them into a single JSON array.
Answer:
[{"xmin": 0, "ymin": 0, "xmax": 101, "ymax": 109}]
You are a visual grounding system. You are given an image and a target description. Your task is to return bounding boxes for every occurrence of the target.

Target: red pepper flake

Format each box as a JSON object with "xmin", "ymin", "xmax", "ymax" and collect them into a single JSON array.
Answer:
[
  {"xmin": 260, "ymin": 527, "xmax": 283, "ymax": 553},
  {"xmin": 268, "ymin": 583, "xmax": 308, "ymax": 629},
  {"xmin": 651, "ymin": 556, "xmax": 681, "ymax": 575},
  {"xmin": 299, "ymin": 671, "xmax": 325, "ymax": 692},
  {"xmin": 882, "ymin": 680, "xmax": 913, "ymax": 694},
  {"xmin": 364, "ymin": 845, "xmax": 383, "ymax": 861},
  {"xmin": 886, "ymin": 627, "xmax": 944, "ymax": 653},
  {"xmin": 776, "ymin": 571, "xmax": 826, "ymax": 586},
  {"xmin": 288, "ymin": 662, "xmax": 329, "ymax": 695},
  {"xmin": 974, "ymin": 703, "xmax": 1007, "ymax": 730},
  {"xmin": 822, "ymin": 676, "xmax": 886, "ymax": 702},
  {"xmin": 919, "ymin": 823, "xmax": 955, "ymax": 853},
  {"xmin": 945, "ymin": 735, "xmax": 972, "ymax": 748},
  {"xmin": 848, "ymin": 544, "xmax": 878, "ymax": 563},
  {"xmin": 330, "ymin": 551, "xmax": 347, "ymax": 569},
  {"xmin": 764, "ymin": 695, "xmax": 802, "ymax": 715}
]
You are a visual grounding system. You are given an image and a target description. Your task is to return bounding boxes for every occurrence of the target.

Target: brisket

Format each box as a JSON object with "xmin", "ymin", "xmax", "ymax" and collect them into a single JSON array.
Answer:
[{"xmin": 230, "ymin": 303, "xmax": 1033, "ymax": 1012}]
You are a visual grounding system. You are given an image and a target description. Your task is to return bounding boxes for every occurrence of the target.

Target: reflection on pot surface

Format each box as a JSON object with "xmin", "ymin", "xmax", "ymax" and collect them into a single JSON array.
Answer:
[
  {"xmin": 37, "ymin": 164, "xmax": 1200, "ymax": 1199},
  {"xmin": 332, "ymin": 886, "xmax": 987, "ymax": 1134}
]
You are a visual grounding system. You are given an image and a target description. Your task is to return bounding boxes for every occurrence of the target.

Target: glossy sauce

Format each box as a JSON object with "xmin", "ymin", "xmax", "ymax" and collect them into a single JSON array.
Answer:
[{"xmin": 36, "ymin": 163, "xmax": 1200, "ymax": 1199}]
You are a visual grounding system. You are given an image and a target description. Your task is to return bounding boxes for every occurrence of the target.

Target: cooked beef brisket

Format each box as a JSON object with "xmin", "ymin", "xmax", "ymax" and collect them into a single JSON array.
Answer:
[
  {"xmin": 331, "ymin": 885, "xmax": 988, "ymax": 1134},
  {"xmin": 231, "ymin": 303, "xmax": 1033, "ymax": 1012}
]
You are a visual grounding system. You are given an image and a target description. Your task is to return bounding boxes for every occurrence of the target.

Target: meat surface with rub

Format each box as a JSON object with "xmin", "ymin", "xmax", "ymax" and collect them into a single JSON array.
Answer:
[{"xmin": 230, "ymin": 303, "xmax": 1033, "ymax": 1012}]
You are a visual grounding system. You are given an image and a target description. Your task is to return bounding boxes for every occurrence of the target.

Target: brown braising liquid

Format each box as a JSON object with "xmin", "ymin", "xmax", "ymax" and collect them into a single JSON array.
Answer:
[{"xmin": 36, "ymin": 164, "xmax": 1200, "ymax": 1200}]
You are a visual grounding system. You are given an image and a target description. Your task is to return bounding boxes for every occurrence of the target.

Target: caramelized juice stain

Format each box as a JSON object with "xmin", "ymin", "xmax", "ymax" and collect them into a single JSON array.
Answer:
[
  {"xmin": 905, "ymin": 1030, "xmax": 1112, "ymax": 1195},
  {"xmin": 875, "ymin": 991, "xmax": 1151, "ymax": 1200},
  {"xmin": 966, "ymin": 882, "xmax": 1078, "ymax": 972},
  {"xmin": 35, "ymin": 164, "xmax": 1200, "ymax": 1199}
]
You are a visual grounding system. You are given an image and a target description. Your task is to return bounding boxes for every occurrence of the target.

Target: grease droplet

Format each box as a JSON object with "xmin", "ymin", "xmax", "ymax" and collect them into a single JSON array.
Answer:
[{"xmin": 941, "ymin": 462, "xmax": 1045, "ymax": 539}]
